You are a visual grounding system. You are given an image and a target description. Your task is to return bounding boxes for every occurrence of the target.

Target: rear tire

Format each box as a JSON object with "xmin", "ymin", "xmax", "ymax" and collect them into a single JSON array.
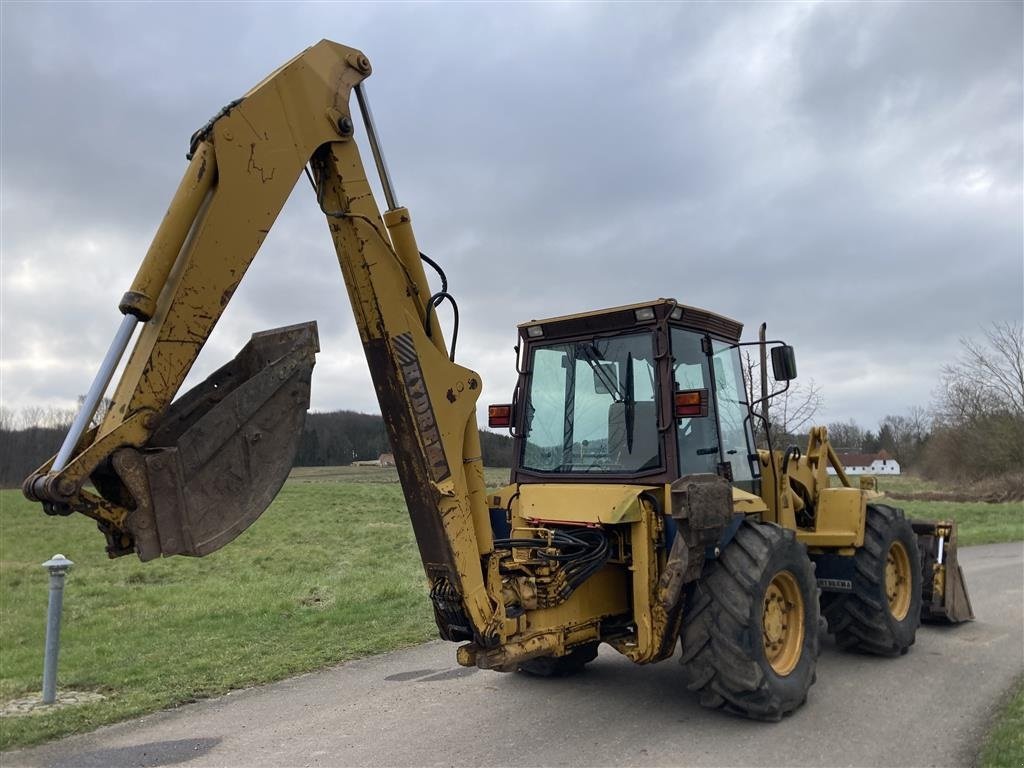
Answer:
[
  {"xmin": 822, "ymin": 503, "xmax": 921, "ymax": 656},
  {"xmin": 516, "ymin": 642, "xmax": 599, "ymax": 677},
  {"xmin": 680, "ymin": 521, "xmax": 819, "ymax": 721}
]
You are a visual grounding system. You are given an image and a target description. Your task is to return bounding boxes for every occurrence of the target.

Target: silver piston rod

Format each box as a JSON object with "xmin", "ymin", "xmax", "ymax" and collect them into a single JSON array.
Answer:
[
  {"xmin": 354, "ymin": 84, "xmax": 399, "ymax": 211},
  {"xmin": 43, "ymin": 145, "xmax": 216, "ymax": 486},
  {"xmin": 49, "ymin": 314, "xmax": 139, "ymax": 474}
]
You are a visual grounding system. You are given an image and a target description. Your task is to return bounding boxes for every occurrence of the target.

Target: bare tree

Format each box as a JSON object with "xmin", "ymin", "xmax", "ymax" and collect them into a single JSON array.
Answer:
[
  {"xmin": 826, "ymin": 419, "xmax": 866, "ymax": 452},
  {"xmin": 906, "ymin": 405, "xmax": 931, "ymax": 437},
  {"xmin": 936, "ymin": 321, "xmax": 1024, "ymax": 424},
  {"xmin": 742, "ymin": 350, "xmax": 824, "ymax": 447},
  {"xmin": 923, "ymin": 322, "xmax": 1024, "ymax": 483},
  {"xmin": 0, "ymin": 406, "xmax": 14, "ymax": 432},
  {"xmin": 17, "ymin": 406, "xmax": 44, "ymax": 430},
  {"xmin": 879, "ymin": 412, "xmax": 930, "ymax": 467}
]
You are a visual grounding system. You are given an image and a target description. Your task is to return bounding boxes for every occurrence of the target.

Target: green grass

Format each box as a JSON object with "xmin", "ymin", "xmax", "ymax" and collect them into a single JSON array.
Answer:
[
  {"xmin": 979, "ymin": 677, "xmax": 1024, "ymax": 768},
  {"xmin": 895, "ymin": 499, "xmax": 1024, "ymax": 546},
  {"xmin": 833, "ymin": 474, "xmax": 1024, "ymax": 546},
  {"xmin": 289, "ymin": 464, "xmax": 512, "ymax": 488},
  {"xmin": 881, "ymin": 474, "xmax": 1024, "ymax": 547},
  {"xmin": 0, "ymin": 481, "xmax": 439, "ymax": 750},
  {"xmin": 874, "ymin": 474, "xmax": 949, "ymax": 495}
]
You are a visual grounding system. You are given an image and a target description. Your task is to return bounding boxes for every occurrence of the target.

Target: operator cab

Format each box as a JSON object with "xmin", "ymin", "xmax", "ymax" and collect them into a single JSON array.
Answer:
[{"xmin": 494, "ymin": 299, "xmax": 762, "ymax": 494}]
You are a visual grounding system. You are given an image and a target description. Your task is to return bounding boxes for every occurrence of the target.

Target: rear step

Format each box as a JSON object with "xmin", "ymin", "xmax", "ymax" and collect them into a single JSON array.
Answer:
[
  {"xmin": 911, "ymin": 518, "xmax": 975, "ymax": 624},
  {"xmin": 112, "ymin": 322, "xmax": 319, "ymax": 560}
]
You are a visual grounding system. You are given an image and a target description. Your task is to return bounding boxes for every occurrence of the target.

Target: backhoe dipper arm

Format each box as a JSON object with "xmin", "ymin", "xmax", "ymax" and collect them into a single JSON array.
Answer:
[{"xmin": 23, "ymin": 40, "xmax": 496, "ymax": 642}]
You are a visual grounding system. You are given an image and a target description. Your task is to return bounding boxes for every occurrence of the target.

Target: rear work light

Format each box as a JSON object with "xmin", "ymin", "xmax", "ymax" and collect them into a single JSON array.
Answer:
[
  {"xmin": 488, "ymin": 404, "xmax": 512, "ymax": 429},
  {"xmin": 634, "ymin": 306, "xmax": 656, "ymax": 321},
  {"xmin": 675, "ymin": 389, "xmax": 708, "ymax": 418}
]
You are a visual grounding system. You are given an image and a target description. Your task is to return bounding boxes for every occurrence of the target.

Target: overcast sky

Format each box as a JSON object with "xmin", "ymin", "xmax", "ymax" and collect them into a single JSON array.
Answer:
[{"xmin": 2, "ymin": 1, "xmax": 1021, "ymax": 434}]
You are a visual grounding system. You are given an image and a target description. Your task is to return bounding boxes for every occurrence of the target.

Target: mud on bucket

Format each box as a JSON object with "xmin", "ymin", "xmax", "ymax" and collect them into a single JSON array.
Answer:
[{"xmin": 107, "ymin": 322, "xmax": 319, "ymax": 561}]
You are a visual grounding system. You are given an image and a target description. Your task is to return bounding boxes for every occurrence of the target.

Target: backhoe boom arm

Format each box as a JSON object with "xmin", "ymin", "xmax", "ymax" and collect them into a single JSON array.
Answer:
[{"xmin": 23, "ymin": 40, "xmax": 496, "ymax": 643}]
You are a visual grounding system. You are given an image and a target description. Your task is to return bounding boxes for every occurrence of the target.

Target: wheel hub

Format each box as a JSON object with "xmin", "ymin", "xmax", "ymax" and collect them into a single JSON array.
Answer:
[
  {"xmin": 885, "ymin": 540, "xmax": 912, "ymax": 620},
  {"xmin": 762, "ymin": 570, "xmax": 804, "ymax": 676}
]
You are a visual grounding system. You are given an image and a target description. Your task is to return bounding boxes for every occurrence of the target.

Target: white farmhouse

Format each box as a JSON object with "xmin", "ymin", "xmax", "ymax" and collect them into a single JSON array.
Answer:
[{"xmin": 828, "ymin": 451, "xmax": 901, "ymax": 476}]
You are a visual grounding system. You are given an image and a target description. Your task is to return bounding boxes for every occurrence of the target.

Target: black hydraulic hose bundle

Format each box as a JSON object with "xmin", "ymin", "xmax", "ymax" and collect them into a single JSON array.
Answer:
[
  {"xmin": 493, "ymin": 528, "xmax": 611, "ymax": 602},
  {"xmin": 420, "ymin": 252, "xmax": 460, "ymax": 362}
]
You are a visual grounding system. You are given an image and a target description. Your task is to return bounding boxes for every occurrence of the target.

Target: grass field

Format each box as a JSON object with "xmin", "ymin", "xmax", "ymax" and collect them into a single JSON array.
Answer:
[
  {"xmin": 867, "ymin": 475, "xmax": 1023, "ymax": 546},
  {"xmin": 0, "ymin": 479, "xmax": 440, "ymax": 750},
  {"xmin": 979, "ymin": 677, "xmax": 1024, "ymax": 768},
  {"xmin": 873, "ymin": 474, "xmax": 949, "ymax": 495},
  {"xmin": 288, "ymin": 464, "xmax": 512, "ymax": 488},
  {"xmin": 1, "ymin": 468, "xmax": 1020, "ymax": 751}
]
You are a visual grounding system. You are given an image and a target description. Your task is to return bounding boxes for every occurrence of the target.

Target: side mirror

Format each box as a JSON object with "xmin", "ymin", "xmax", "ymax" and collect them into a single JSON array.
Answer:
[{"xmin": 771, "ymin": 345, "xmax": 798, "ymax": 381}]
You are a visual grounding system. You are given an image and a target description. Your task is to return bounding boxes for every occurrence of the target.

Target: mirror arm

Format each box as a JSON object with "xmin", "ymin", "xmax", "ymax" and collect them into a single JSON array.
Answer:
[
  {"xmin": 723, "ymin": 338, "xmax": 791, "ymax": 350},
  {"xmin": 749, "ymin": 377, "xmax": 792, "ymax": 412}
]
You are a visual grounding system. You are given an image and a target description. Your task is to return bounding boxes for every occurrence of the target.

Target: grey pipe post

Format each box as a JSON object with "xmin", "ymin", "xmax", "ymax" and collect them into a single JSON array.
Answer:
[{"xmin": 41, "ymin": 554, "xmax": 73, "ymax": 705}]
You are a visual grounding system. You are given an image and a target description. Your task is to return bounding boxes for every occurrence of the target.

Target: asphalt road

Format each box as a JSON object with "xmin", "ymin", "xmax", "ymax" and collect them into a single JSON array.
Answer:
[{"xmin": 7, "ymin": 542, "xmax": 1023, "ymax": 768}]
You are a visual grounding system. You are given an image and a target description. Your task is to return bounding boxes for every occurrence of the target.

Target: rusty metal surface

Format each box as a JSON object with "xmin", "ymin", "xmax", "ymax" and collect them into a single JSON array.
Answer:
[{"xmin": 120, "ymin": 322, "xmax": 318, "ymax": 560}]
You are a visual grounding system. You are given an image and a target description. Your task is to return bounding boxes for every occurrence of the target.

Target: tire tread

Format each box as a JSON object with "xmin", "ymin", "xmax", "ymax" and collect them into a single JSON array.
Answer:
[
  {"xmin": 680, "ymin": 522, "xmax": 819, "ymax": 721},
  {"xmin": 821, "ymin": 504, "xmax": 921, "ymax": 656}
]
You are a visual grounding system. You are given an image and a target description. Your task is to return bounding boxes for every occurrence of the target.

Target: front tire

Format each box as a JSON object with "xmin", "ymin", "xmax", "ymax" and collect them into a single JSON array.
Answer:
[
  {"xmin": 680, "ymin": 521, "xmax": 820, "ymax": 721},
  {"xmin": 822, "ymin": 503, "xmax": 922, "ymax": 656}
]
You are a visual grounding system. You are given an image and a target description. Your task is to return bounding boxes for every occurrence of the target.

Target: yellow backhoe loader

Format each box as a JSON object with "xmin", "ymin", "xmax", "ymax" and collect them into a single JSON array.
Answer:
[{"xmin": 23, "ymin": 40, "xmax": 972, "ymax": 721}]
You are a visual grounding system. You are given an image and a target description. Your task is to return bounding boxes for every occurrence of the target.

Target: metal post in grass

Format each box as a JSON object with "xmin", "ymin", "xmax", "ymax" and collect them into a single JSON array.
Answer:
[{"xmin": 41, "ymin": 554, "xmax": 73, "ymax": 705}]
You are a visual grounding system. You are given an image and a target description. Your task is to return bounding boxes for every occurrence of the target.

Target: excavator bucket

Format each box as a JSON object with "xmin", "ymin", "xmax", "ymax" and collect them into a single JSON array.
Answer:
[
  {"xmin": 911, "ymin": 518, "xmax": 975, "ymax": 624},
  {"xmin": 110, "ymin": 322, "xmax": 319, "ymax": 561}
]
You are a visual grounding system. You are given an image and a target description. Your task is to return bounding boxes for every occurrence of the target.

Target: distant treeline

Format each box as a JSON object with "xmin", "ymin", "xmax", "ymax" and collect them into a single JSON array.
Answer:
[
  {"xmin": 1, "ymin": 425, "xmax": 68, "ymax": 490},
  {"xmin": 296, "ymin": 409, "xmax": 514, "ymax": 467},
  {"xmin": 0, "ymin": 408, "xmax": 514, "ymax": 488}
]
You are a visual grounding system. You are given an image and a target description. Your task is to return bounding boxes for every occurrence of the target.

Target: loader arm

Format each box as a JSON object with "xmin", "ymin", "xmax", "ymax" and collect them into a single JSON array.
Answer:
[{"xmin": 23, "ymin": 40, "xmax": 496, "ymax": 642}]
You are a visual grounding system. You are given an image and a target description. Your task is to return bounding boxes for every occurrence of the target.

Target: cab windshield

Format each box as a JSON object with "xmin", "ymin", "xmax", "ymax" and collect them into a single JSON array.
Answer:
[{"xmin": 521, "ymin": 332, "xmax": 661, "ymax": 474}]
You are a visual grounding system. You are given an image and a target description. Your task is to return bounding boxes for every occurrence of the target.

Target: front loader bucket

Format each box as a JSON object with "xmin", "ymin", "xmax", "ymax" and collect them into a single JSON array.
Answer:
[
  {"xmin": 110, "ymin": 322, "xmax": 319, "ymax": 561},
  {"xmin": 912, "ymin": 518, "xmax": 975, "ymax": 624}
]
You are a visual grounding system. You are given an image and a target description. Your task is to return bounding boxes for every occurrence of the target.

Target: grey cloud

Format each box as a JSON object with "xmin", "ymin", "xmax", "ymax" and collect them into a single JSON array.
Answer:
[
  {"xmin": 793, "ymin": 3, "xmax": 1021, "ymax": 141},
  {"xmin": 2, "ymin": 1, "xmax": 1020, "ymax": 433}
]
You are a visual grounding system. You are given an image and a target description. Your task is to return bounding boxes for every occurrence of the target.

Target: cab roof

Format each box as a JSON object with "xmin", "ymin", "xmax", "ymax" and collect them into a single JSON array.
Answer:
[{"xmin": 518, "ymin": 298, "xmax": 744, "ymax": 342}]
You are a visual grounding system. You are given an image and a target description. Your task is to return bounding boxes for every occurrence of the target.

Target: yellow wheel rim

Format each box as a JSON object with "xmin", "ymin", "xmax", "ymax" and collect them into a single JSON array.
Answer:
[
  {"xmin": 886, "ymin": 540, "xmax": 912, "ymax": 620},
  {"xmin": 762, "ymin": 570, "xmax": 805, "ymax": 676}
]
